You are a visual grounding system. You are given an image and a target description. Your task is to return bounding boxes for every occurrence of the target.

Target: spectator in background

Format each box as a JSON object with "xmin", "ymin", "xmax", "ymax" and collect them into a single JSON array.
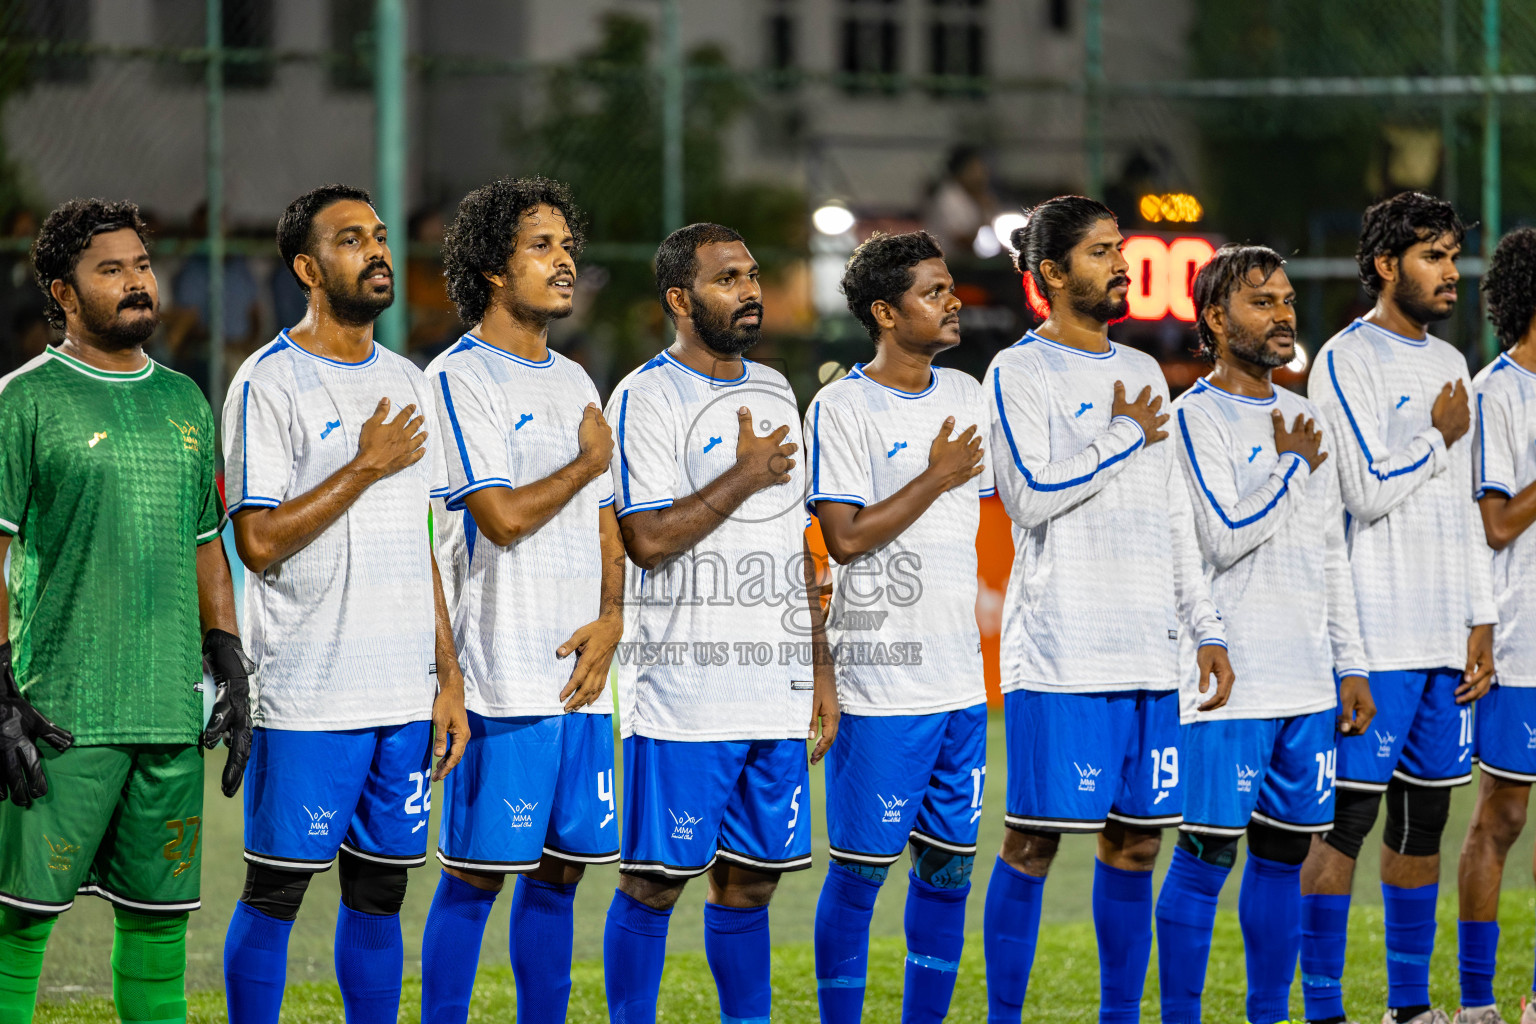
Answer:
[
  {"xmin": 406, "ymin": 206, "xmax": 462, "ymax": 365},
  {"xmin": 0, "ymin": 208, "xmax": 44, "ymax": 374},
  {"xmin": 165, "ymin": 202, "xmax": 263, "ymax": 396},
  {"xmin": 925, "ymin": 145, "xmax": 999, "ymax": 255}
]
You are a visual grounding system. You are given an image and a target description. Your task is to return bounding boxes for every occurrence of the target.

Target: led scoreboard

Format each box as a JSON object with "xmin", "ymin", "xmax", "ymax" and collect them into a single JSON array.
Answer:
[{"xmin": 1023, "ymin": 232, "xmax": 1221, "ymax": 324}]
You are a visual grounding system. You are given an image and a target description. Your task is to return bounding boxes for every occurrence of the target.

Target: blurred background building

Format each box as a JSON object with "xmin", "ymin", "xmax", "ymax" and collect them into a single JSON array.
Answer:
[{"xmin": 0, "ymin": 0, "xmax": 1532, "ymax": 405}]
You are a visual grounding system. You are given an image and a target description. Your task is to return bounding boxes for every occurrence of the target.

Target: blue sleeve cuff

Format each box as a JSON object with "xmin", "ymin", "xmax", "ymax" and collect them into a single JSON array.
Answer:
[
  {"xmin": 1477, "ymin": 483, "xmax": 1513, "ymax": 499},
  {"xmin": 616, "ymin": 498, "xmax": 674, "ymax": 520},
  {"xmin": 979, "ymin": 487, "xmax": 997, "ymax": 498},
  {"xmin": 599, "ymin": 494, "xmax": 616, "ymax": 508},
  {"xmin": 445, "ymin": 477, "xmax": 515, "ymax": 512},
  {"xmin": 1198, "ymin": 638, "xmax": 1228, "ymax": 649},
  {"xmin": 805, "ymin": 492, "xmax": 867, "ymax": 516},
  {"xmin": 226, "ymin": 495, "xmax": 281, "ymax": 515}
]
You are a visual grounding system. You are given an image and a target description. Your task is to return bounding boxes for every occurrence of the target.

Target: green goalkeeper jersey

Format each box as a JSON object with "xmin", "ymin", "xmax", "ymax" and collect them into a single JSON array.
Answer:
[{"xmin": 0, "ymin": 347, "xmax": 224, "ymax": 745}]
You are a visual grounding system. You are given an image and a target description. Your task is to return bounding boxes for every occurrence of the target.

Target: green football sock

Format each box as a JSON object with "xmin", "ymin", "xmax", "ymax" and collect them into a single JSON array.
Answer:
[
  {"xmin": 110, "ymin": 910, "xmax": 188, "ymax": 1024},
  {"xmin": 0, "ymin": 904, "xmax": 56, "ymax": 1024}
]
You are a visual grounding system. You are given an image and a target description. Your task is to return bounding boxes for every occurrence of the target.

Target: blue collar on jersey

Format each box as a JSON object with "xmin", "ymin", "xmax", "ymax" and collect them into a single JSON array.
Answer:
[
  {"xmin": 1494, "ymin": 351, "xmax": 1536, "ymax": 380},
  {"xmin": 278, "ymin": 328, "xmax": 380, "ymax": 368},
  {"xmin": 1191, "ymin": 376, "xmax": 1278, "ymax": 405},
  {"xmin": 848, "ymin": 363, "xmax": 937, "ymax": 399},
  {"xmin": 1349, "ymin": 317, "xmax": 1430, "ymax": 347},
  {"xmin": 462, "ymin": 333, "xmax": 555, "ymax": 368},
  {"xmin": 660, "ymin": 349, "xmax": 749, "ymax": 385},
  {"xmin": 1014, "ymin": 329, "xmax": 1117, "ymax": 359}
]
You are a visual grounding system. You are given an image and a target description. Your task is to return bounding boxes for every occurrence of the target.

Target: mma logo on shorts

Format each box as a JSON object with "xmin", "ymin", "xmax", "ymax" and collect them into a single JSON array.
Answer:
[
  {"xmin": 1075, "ymin": 762, "xmax": 1101, "ymax": 792},
  {"xmin": 878, "ymin": 794, "xmax": 908, "ymax": 823},
  {"xmin": 305, "ymin": 806, "xmax": 338, "ymax": 836},
  {"xmin": 669, "ymin": 809, "xmax": 702, "ymax": 841},
  {"xmin": 1374, "ymin": 730, "xmax": 1396, "ymax": 757},
  {"xmin": 504, "ymin": 799, "xmax": 538, "ymax": 829},
  {"xmin": 1236, "ymin": 764, "xmax": 1258, "ymax": 794},
  {"xmin": 45, "ymin": 835, "xmax": 80, "ymax": 873},
  {"xmin": 1524, "ymin": 723, "xmax": 1536, "ymax": 750}
]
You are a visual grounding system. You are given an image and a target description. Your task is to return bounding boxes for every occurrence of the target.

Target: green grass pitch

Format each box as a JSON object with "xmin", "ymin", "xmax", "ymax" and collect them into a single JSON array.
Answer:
[{"xmin": 29, "ymin": 713, "xmax": 1536, "ymax": 1022}]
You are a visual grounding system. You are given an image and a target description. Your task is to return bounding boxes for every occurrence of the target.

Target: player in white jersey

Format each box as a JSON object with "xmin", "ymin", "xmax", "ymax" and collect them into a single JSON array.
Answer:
[
  {"xmin": 414, "ymin": 179, "xmax": 624, "ymax": 1024},
  {"xmin": 219, "ymin": 185, "xmax": 469, "ymax": 1024},
  {"xmin": 980, "ymin": 195, "xmax": 1233, "ymax": 1024},
  {"xmin": 1153, "ymin": 245, "xmax": 1375, "ymax": 1024},
  {"xmin": 1300, "ymin": 192, "xmax": 1497, "ymax": 1024},
  {"xmin": 1454, "ymin": 228, "xmax": 1536, "ymax": 1024},
  {"xmin": 600, "ymin": 223, "xmax": 838, "ymax": 1024},
  {"xmin": 804, "ymin": 232, "xmax": 991, "ymax": 1023}
]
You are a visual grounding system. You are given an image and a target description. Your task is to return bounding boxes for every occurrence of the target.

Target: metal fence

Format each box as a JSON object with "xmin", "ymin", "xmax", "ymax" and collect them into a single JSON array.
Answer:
[{"xmin": 1, "ymin": 0, "xmax": 1533, "ymax": 415}]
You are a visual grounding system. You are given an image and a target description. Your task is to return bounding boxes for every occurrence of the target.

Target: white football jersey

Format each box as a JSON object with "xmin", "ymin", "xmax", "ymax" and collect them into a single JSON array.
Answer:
[
  {"xmin": 984, "ymin": 332, "xmax": 1225, "ymax": 694},
  {"xmin": 223, "ymin": 331, "xmax": 448, "ymax": 729},
  {"xmin": 1309, "ymin": 319, "xmax": 1497, "ymax": 671},
  {"xmin": 426, "ymin": 335, "xmax": 615, "ymax": 718},
  {"xmin": 804, "ymin": 365, "xmax": 994, "ymax": 717},
  {"xmin": 605, "ymin": 351, "xmax": 812, "ymax": 742},
  {"xmin": 1473, "ymin": 352, "xmax": 1536, "ymax": 687},
  {"xmin": 1172, "ymin": 378, "xmax": 1367, "ymax": 722}
]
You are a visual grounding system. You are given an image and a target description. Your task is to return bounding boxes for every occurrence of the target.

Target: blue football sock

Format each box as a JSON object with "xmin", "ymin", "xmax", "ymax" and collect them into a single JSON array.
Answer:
[
  {"xmin": 1301, "ymin": 892, "xmax": 1351, "ymax": 1022},
  {"xmin": 983, "ymin": 856, "xmax": 1046, "ymax": 1023},
  {"xmin": 1153, "ymin": 846, "xmax": 1229, "ymax": 1024},
  {"xmin": 703, "ymin": 902, "xmax": 772, "ymax": 1023},
  {"xmin": 902, "ymin": 874, "xmax": 969, "ymax": 1024},
  {"xmin": 419, "ymin": 872, "xmax": 497, "ymax": 1024},
  {"xmin": 510, "ymin": 876, "xmax": 579, "ymax": 1024},
  {"xmin": 223, "ymin": 901, "xmax": 292, "ymax": 1024},
  {"xmin": 1239, "ymin": 854, "xmax": 1303, "ymax": 1024},
  {"xmin": 1458, "ymin": 919, "xmax": 1499, "ymax": 1009},
  {"xmin": 1382, "ymin": 882, "xmax": 1438, "ymax": 1011},
  {"xmin": 604, "ymin": 889, "xmax": 672, "ymax": 1024},
  {"xmin": 1093, "ymin": 859, "xmax": 1154, "ymax": 1024},
  {"xmin": 334, "ymin": 903, "xmax": 403, "ymax": 1024},
  {"xmin": 814, "ymin": 864, "xmax": 882, "ymax": 1023}
]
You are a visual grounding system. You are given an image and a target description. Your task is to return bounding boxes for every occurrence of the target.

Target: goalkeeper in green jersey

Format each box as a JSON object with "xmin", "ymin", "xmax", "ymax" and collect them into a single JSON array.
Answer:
[{"xmin": 0, "ymin": 198, "xmax": 252, "ymax": 1024}]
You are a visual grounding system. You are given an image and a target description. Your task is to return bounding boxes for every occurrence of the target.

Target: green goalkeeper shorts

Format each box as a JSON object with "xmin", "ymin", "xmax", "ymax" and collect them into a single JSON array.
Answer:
[{"xmin": 0, "ymin": 744, "xmax": 204, "ymax": 915}]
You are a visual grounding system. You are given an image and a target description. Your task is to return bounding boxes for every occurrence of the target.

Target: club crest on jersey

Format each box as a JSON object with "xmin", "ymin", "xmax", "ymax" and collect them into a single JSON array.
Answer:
[
  {"xmin": 167, "ymin": 419, "xmax": 200, "ymax": 452},
  {"xmin": 304, "ymin": 805, "xmax": 338, "ymax": 836},
  {"xmin": 514, "ymin": 413, "xmax": 533, "ymax": 430},
  {"xmin": 1075, "ymin": 401, "xmax": 1093, "ymax": 418},
  {"xmin": 668, "ymin": 808, "xmax": 703, "ymax": 840},
  {"xmin": 320, "ymin": 419, "xmax": 341, "ymax": 440},
  {"xmin": 877, "ymin": 794, "xmax": 909, "ymax": 823},
  {"xmin": 1524, "ymin": 723, "xmax": 1536, "ymax": 750},
  {"xmin": 1374, "ymin": 730, "xmax": 1396, "ymax": 757},
  {"xmin": 1074, "ymin": 762, "xmax": 1101, "ymax": 792},
  {"xmin": 504, "ymin": 798, "xmax": 538, "ymax": 829},
  {"xmin": 886, "ymin": 441, "xmax": 907, "ymax": 458},
  {"xmin": 1396, "ymin": 395, "xmax": 1411, "ymax": 409},
  {"xmin": 702, "ymin": 435, "xmax": 722, "ymax": 454},
  {"xmin": 44, "ymin": 834, "xmax": 80, "ymax": 872},
  {"xmin": 88, "ymin": 431, "xmax": 108, "ymax": 449},
  {"xmin": 1236, "ymin": 764, "xmax": 1259, "ymax": 793},
  {"xmin": 1248, "ymin": 446, "xmax": 1262, "ymax": 462}
]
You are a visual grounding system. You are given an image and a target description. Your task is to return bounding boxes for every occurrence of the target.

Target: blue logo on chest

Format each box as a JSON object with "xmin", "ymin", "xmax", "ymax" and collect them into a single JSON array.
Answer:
[
  {"xmin": 320, "ymin": 420, "xmax": 341, "ymax": 440},
  {"xmin": 887, "ymin": 441, "xmax": 907, "ymax": 458},
  {"xmin": 1396, "ymin": 395, "xmax": 1411, "ymax": 409},
  {"xmin": 1075, "ymin": 401, "xmax": 1093, "ymax": 418},
  {"xmin": 1248, "ymin": 446, "xmax": 1262, "ymax": 462},
  {"xmin": 514, "ymin": 413, "xmax": 533, "ymax": 430},
  {"xmin": 703, "ymin": 436, "xmax": 723, "ymax": 454}
]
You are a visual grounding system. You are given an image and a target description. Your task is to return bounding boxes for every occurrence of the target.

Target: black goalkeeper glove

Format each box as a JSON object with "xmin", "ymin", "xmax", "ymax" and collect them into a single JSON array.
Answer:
[
  {"xmin": 0, "ymin": 641, "xmax": 74, "ymax": 808},
  {"xmin": 200, "ymin": 629, "xmax": 253, "ymax": 798}
]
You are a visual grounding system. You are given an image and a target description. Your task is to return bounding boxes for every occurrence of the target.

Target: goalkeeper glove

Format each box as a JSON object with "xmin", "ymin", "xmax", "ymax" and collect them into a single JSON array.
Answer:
[
  {"xmin": 0, "ymin": 641, "xmax": 73, "ymax": 808},
  {"xmin": 200, "ymin": 629, "xmax": 253, "ymax": 798}
]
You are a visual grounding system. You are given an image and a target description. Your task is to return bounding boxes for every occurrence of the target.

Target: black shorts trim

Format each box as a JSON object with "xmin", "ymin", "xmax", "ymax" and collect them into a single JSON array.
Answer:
[
  {"xmin": 1478, "ymin": 761, "xmax": 1536, "ymax": 784},
  {"xmin": 1003, "ymin": 812, "xmax": 1103, "ymax": 834},
  {"xmin": 1106, "ymin": 810, "xmax": 1182, "ymax": 829},
  {"xmin": 338, "ymin": 842, "xmax": 428, "ymax": 868},
  {"xmin": 827, "ymin": 845, "xmax": 905, "ymax": 867},
  {"xmin": 1178, "ymin": 822, "xmax": 1248, "ymax": 837},
  {"xmin": 1335, "ymin": 778, "xmax": 1389, "ymax": 794},
  {"xmin": 0, "ymin": 890, "xmax": 73, "ymax": 915},
  {"xmin": 715, "ymin": 848, "xmax": 814, "ymax": 873},
  {"xmin": 243, "ymin": 849, "xmax": 336, "ymax": 872},
  {"xmin": 77, "ymin": 884, "xmax": 200, "ymax": 915},
  {"xmin": 617, "ymin": 855, "xmax": 717, "ymax": 879},
  {"xmin": 908, "ymin": 829, "xmax": 979, "ymax": 857},
  {"xmin": 543, "ymin": 844, "xmax": 621, "ymax": 865},
  {"xmin": 1249, "ymin": 811, "xmax": 1332, "ymax": 834},
  {"xmin": 434, "ymin": 849, "xmax": 541, "ymax": 874},
  {"xmin": 1390, "ymin": 768, "xmax": 1473, "ymax": 789}
]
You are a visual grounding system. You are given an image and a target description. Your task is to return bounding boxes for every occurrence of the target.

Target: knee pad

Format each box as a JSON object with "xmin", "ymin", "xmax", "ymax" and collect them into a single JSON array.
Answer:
[
  {"xmin": 1176, "ymin": 829, "xmax": 1240, "ymax": 869},
  {"xmin": 338, "ymin": 849, "xmax": 409, "ymax": 916},
  {"xmin": 1246, "ymin": 822, "xmax": 1312, "ymax": 866},
  {"xmin": 1382, "ymin": 778, "xmax": 1452, "ymax": 857},
  {"xmin": 909, "ymin": 840, "xmax": 974, "ymax": 889},
  {"xmin": 1323, "ymin": 786, "xmax": 1382, "ymax": 860},
  {"xmin": 239, "ymin": 863, "xmax": 314, "ymax": 923},
  {"xmin": 832, "ymin": 858, "xmax": 889, "ymax": 886}
]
